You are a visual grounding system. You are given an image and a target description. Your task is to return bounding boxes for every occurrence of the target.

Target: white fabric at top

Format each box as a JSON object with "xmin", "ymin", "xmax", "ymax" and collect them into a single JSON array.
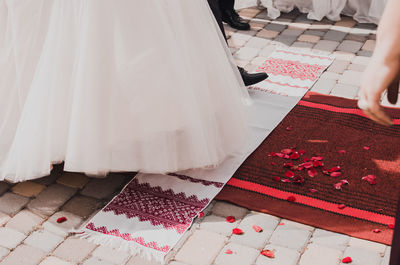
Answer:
[
  {"xmin": 0, "ymin": 0, "xmax": 251, "ymax": 182},
  {"xmin": 235, "ymin": 0, "xmax": 387, "ymax": 24}
]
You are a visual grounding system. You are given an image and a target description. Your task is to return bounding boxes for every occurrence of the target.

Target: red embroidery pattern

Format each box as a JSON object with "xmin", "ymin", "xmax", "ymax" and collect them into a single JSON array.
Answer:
[
  {"xmin": 168, "ymin": 173, "xmax": 225, "ymax": 188},
  {"xmin": 276, "ymin": 50, "xmax": 332, "ymax": 60},
  {"xmin": 257, "ymin": 58, "xmax": 326, "ymax": 81},
  {"xmin": 85, "ymin": 222, "xmax": 171, "ymax": 252},
  {"xmin": 102, "ymin": 179, "xmax": 209, "ymax": 234}
]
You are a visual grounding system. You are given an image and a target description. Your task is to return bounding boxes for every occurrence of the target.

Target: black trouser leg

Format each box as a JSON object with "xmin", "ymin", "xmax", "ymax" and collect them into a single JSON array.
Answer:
[
  {"xmin": 219, "ymin": 0, "xmax": 235, "ymax": 12},
  {"xmin": 390, "ymin": 197, "xmax": 400, "ymax": 265},
  {"xmin": 207, "ymin": 0, "xmax": 227, "ymax": 40}
]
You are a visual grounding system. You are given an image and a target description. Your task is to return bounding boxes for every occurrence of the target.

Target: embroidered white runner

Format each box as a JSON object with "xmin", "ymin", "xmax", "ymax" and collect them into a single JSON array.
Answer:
[{"xmin": 77, "ymin": 48, "xmax": 333, "ymax": 263}]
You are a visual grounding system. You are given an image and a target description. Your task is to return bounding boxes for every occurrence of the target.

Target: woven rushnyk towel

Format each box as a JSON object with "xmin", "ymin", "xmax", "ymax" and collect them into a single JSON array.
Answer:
[{"xmin": 77, "ymin": 48, "xmax": 333, "ymax": 263}]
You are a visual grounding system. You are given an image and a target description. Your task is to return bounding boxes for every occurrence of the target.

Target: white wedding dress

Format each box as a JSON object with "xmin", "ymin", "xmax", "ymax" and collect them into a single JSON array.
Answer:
[{"xmin": 0, "ymin": 0, "xmax": 251, "ymax": 182}]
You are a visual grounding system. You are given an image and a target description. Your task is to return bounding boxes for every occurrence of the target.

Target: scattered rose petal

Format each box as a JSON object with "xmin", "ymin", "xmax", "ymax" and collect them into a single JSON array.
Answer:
[
  {"xmin": 304, "ymin": 157, "xmax": 310, "ymax": 162},
  {"xmin": 287, "ymin": 196, "xmax": 296, "ymax": 202},
  {"xmin": 225, "ymin": 249, "xmax": 233, "ymax": 254},
  {"xmin": 313, "ymin": 161, "xmax": 323, "ymax": 167},
  {"xmin": 298, "ymin": 150, "xmax": 306, "ymax": 155},
  {"xmin": 281, "ymin": 149, "xmax": 293, "ymax": 155},
  {"xmin": 269, "ymin": 152, "xmax": 277, "ymax": 157},
  {"xmin": 226, "ymin": 216, "xmax": 236, "ymax": 223},
  {"xmin": 289, "ymin": 152, "xmax": 300, "ymax": 160},
  {"xmin": 284, "ymin": 162, "xmax": 293, "ymax": 168},
  {"xmin": 276, "ymin": 153, "xmax": 285, "ymax": 158},
  {"xmin": 198, "ymin": 212, "xmax": 205, "ymax": 218},
  {"xmin": 292, "ymin": 176, "xmax": 305, "ymax": 184},
  {"xmin": 260, "ymin": 249, "xmax": 275, "ymax": 258},
  {"xmin": 311, "ymin": 156, "xmax": 323, "ymax": 161},
  {"xmin": 253, "ymin": 225, "xmax": 263, "ymax": 233},
  {"xmin": 328, "ymin": 166, "xmax": 341, "ymax": 173},
  {"xmin": 300, "ymin": 161, "xmax": 313, "ymax": 169},
  {"xmin": 232, "ymin": 228, "xmax": 244, "ymax": 235},
  {"xmin": 271, "ymin": 162, "xmax": 277, "ymax": 166},
  {"xmin": 342, "ymin": 257, "xmax": 352, "ymax": 263},
  {"xmin": 283, "ymin": 154, "xmax": 290, "ymax": 159},
  {"xmin": 339, "ymin": 150, "xmax": 346, "ymax": 154},
  {"xmin": 309, "ymin": 188, "xmax": 318, "ymax": 193},
  {"xmin": 389, "ymin": 224, "xmax": 395, "ymax": 229},
  {"xmin": 362, "ymin": 175, "xmax": 377, "ymax": 185},
  {"xmin": 363, "ymin": 146, "xmax": 370, "ymax": 150},
  {"xmin": 273, "ymin": 176, "xmax": 281, "ymax": 182},
  {"xmin": 340, "ymin": 179, "xmax": 349, "ymax": 185},
  {"xmin": 285, "ymin": 171, "xmax": 295, "ymax": 178},
  {"xmin": 57, "ymin": 217, "xmax": 67, "ymax": 223},
  {"xmin": 278, "ymin": 223, "xmax": 285, "ymax": 226},
  {"xmin": 330, "ymin": 172, "xmax": 342, "ymax": 177},
  {"xmin": 338, "ymin": 204, "xmax": 346, "ymax": 209},
  {"xmin": 373, "ymin": 229, "xmax": 381, "ymax": 233},
  {"xmin": 334, "ymin": 182, "xmax": 343, "ymax": 190},
  {"xmin": 296, "ymin": 166, "xmax": 304, "ymax": 171},
  {"xmin": 286, "ymin": 126, "xmax": 292, "ymax": 131},
  {"xmin": 281, "ymin": 178, "xmax": 291, "ymax": 183},
  {"xmin": 307, "ymin": 168, "xmax": 317, "ymax": 177}
]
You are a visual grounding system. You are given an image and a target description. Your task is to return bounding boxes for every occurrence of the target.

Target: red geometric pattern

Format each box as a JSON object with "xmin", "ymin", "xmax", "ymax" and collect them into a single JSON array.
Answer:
[
  {"xmin": 102, "ymin": 179, "xmax": 209, "ymax": 234},
  {"xmin": 257, "ymin": 58, "xmax": 326, "ymax": 81},
  {"xmin": 85, "ymin": 222, "xmax": 171, "ymax": 252},
  {"xmin": 168, "ymin": 173, "xmax": 225, "ymax": 188}
]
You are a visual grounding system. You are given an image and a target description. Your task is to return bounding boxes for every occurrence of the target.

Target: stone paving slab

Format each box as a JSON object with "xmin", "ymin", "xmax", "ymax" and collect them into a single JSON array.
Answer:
[{"xmin": 0, "ymin": 7, "xmax": 393, "ymax": 265}]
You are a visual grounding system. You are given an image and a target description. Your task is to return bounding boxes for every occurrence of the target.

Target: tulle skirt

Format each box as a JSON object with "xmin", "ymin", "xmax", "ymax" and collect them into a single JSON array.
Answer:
[{"xmin": 0, "ymin": 0, "xmax": 251, "ymax": 182}]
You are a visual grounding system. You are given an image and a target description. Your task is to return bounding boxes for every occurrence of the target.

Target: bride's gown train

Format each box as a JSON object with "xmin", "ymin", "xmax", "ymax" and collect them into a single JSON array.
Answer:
[{"xmin": 0, "ymin": 0, "xmax": 251, "ymax": 182}]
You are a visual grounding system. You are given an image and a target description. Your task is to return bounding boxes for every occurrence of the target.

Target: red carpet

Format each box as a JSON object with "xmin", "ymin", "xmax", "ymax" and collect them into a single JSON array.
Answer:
[{"xmin": 217, "ymin": 92, "xmax": 400, "ymax": 245}]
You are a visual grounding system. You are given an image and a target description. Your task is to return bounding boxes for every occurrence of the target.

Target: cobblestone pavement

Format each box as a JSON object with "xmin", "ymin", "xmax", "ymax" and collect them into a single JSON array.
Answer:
[{"xmin": 0, "ymin": 7, "xmax": 398, "ymax": 265}]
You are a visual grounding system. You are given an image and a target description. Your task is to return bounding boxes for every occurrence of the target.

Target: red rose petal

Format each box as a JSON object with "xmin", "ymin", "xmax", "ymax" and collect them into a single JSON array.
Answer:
[
  {"xmin": 260, "ymin": 249, "xmax": 275, "ymax": 258},
  {"xmin": 57, "ymin": 217, "xmax": 67, "ymax": 223},
  {"xmin": 313, "ymin": 161, "xmax": 323, "ymax": 167},
  {"xmin": 232, "ymin": 228, "xmax": 244, "ymax": 235},
  {"xmin": 339, "ymin": 150, "xmax": 346, "ymax": 154},
  {"xmin": 281, "ymin": 178, "xmax": 291, "ymax": 183},
  {"xmin": 283, "ymin": 162, "xmax": 293, "ymax": 168},
  {"xmin": 285, "ymin": 171, "xmax": 295, "ymax": 178},
  {"xmin": 276, "ymin": 153, "xmax": 285, "ymax": 158},
  {"xmin": 330, "ymin": 172, "xmax": 342, "ymax": 177},
  {"xmin": 278, "ymin": 223, "xmax": 285, "ymax": 226},
  {"xmin": 388, "ymin": 224, "xmax": 395, "ymax": 229},
  {"xmin": 310, "ymin": 188, "xmax": 318, "ymax": 193},
  {"xmin": 273, "ymin": 176, "xmax": 281, "ymax": 182},
  {"xmin": 253, "ymin": 225, "xmax": 263, "ymax": 233},
  {"xmin": 286, "ymin": 126, "xmax": 292, "ymax": 131},
  {"xmin": 340, "ymin": 179, "xmax": 349, "ymax": 185},
  {"xmin": 373, "ymin": 229, "xmax": 381, "ymax": 233},
  {"xmin": 300, "ymin": 161, "xmax": 313, "ymax": 169},
  {"xmin": 226, "ymin": 216, "xmax": 236, "ymax": 223},
  {"xmin": 289, "ymin": 152, "xmax": 300, "ymax": 160},
  {"xmin": 338, "ymin": 204, "xmax": 346, "ymax": 209},
  {"xmin": 328, "ymin": 166, "xmax": 341, "ymax": 173},
  {"xmin": 334, "ymin": 182, "xmax": 343, "ymax": 190},
  {"xmin": 283, "ymin": 154, "xmax": 290, "ymax": 159},
  {"xmin": 292, "ymin": 176, "xmax": 305, "ymax": 184},
  {"xmin": 225, "ymin": 249, "xmax": 233, "ymax": 254},
  {"xmin": 287, "ymin": 196, "xmax": 296, "ymax": 202},
  {"xmin": 281, "ymin": 149, "xmax": 293, "ymax": 155},
  {"xmin": 307, "ymin": 168, "xmax": 317, "ymax": 177},
  {"xmin": 198, "ymin": 212, "xmax": 205, "ymax": 218},
  {"xmin": 363, "ymin": 146, "xmax": 370, "ymax": 150},
  {"xmin": 342, "ymin": 257, "xmax": 352, "ymax": 263},
  {"xmin": 298, "ymin": 150, "xmax": 306, "ymax": 155},
  {"xmin": 311, "ymin": 156, "xmax": 323, "ymax": 161},
  {"xmin": 362, "ymin": 175, "xmax": 377, "ymax": 185},
  {"xmin": 269, "ymin": 152, "xmax": 277, "ymax": 157},
  {"xmin": 271, "ymin": 162, "xmax": 277, "ymax": 166},
  {"xmin": 304, "ymin": 157, "xmax": 310, "ymax": 162}
]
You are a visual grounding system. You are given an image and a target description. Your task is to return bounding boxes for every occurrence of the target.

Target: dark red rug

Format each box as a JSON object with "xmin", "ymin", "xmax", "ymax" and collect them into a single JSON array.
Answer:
[{"xmin": 216, "ymin": 92, "xmax": 400, "ymax": 245}]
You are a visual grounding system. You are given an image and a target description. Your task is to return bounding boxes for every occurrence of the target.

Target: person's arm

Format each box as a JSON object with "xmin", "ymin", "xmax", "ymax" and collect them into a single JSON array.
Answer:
[{"xmin": 358, "ymin": 0, "xmax": 400, "ymax": 126}]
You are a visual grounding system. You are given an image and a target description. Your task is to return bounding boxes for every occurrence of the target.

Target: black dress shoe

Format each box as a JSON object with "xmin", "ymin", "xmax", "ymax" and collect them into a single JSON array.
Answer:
[
  {"xmin": 238, "ymin": 67, "xmax": 268, "ymax": 86},
  {"xmin": 222, "ymin": 10, "xmax": 250, "ymax": 31}
]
